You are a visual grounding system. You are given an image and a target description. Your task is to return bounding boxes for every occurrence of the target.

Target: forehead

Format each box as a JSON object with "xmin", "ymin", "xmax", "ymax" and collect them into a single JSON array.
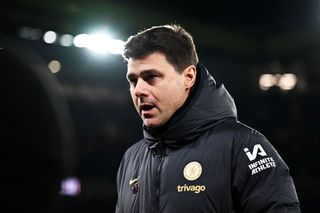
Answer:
[{"xmin": 126, "ymin": 52, "xmax": 173, "ymax": 75}]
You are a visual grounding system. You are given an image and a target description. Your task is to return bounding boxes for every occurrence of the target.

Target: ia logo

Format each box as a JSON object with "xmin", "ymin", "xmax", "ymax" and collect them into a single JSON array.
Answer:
[{"xmin": 243, "ymin": 144, "xmax": 267, "ymax": 161}]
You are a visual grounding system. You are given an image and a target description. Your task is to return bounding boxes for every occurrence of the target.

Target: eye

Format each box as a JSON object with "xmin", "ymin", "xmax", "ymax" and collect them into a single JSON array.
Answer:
[
  {"xmin": 128, "ymin": 78, "xmax": 137, "ymax": 87},
  {"xmin": 144, "ymin": 74, "xmax": 158, "ymax": 83}
]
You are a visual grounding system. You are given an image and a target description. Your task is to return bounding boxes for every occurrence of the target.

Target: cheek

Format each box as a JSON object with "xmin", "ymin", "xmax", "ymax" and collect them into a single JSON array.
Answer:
[
  {"xmin": 162, "ymin": 90, "xmax": 181, "ymax": 109},
  {"xmin": 176, "ymin": 77, "xmax": 184, "ymax": 87},
  {"xmin": 167, "ymin": 84, "xmax": 187, "ymax": 107},
  {"xmin": 130, "ymin": 91, "xmax": 138, "ymax": 107}
]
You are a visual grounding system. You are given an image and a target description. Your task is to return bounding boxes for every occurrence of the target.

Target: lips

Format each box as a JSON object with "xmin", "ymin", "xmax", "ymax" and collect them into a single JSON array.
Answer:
[{"xmin": 139, "ymin": 103, "xmax": 155, "ymax": 112}]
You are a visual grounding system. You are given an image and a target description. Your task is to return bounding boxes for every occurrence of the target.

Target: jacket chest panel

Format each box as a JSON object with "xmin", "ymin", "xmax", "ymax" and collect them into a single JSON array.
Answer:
[
  {"xmin": 122, "ymin": 137, "xmax": 234, "ymax": 212},
  {"xmin": 162, "ymin": 148, "xmax": 229, "ymax": 191},
  {"xmin": 161, "ymin": 146, "xmax": 231, "ymax": 212}
]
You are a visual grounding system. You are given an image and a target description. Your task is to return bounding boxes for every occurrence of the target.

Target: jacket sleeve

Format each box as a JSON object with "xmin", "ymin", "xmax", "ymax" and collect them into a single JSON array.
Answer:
[
  {"xmin": 232, "ymin": 128, "xmax": 301, "ymax": 213},
  {"xmin": 115, "ymin": 153, "xmax": 127, "ymax": 213}
]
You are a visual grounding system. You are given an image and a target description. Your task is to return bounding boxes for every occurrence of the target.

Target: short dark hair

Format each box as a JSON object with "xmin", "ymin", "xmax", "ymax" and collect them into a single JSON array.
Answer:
[{"xmin": 122, "ymin": 24, "xmax": 199, "ymax": 72}]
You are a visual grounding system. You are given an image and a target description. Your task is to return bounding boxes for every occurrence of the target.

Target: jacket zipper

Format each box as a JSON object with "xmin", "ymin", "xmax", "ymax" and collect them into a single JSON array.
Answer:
[
  {"xmin": 156, "ymin": 155, "xmax": 165, "ymax": 213},
  {"xmin": 155, "ymin": 140, "xmax": 166, "ymax": 213}
]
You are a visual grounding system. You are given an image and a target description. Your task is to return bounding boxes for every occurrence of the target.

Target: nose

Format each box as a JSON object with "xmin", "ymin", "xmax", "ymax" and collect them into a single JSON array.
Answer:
[{"xmin": 133, "ymin": 78, "xmax": 149, "ymax": 97}]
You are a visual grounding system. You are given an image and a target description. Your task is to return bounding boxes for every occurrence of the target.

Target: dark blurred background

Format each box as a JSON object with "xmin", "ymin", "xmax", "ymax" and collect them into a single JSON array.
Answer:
[{"xmin": 1, "ymin": 0, "xmax": 319, "ymax": 212}]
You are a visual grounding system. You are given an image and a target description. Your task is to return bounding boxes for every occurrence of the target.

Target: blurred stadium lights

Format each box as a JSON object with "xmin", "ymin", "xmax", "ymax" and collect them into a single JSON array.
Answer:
[
  {"xmin": 278, "ymin": 73, "xmax": 298, "ymax": 90},
  {"xmin": 73, "ymin": 33, "xmax": 88, "ymax": 48},
  {"xmin": 59, "ymin": 34, "xmax": 74, "ymax": 47},
  {"xmin": 18, "ymin": 26, "xmax": 42, "ymax": 40},
  {"xmin": 60, "ymin": 177, "xmax": 81, "ymax": 196},
  {"xmin": 85, "ymin": 33, "xmax": 124, "ymax": 54},
  {"xmin": 18, "ymin": 26, "xmax": 124, "ymax": 55},
  {"xmin": 43, "ymin": 31, "xmax": 57, "ymax": 44},
  {"xmin": 259, "ymin": 74, "xmax": 276, "ymax": 90},
  {"xmin": 48, "ymin": 60, "xmax": 61, "ymax": 74},
  {"xmin": 17, "ymin": 26, "xmax": 300, "ymax": 92},
  {"xmin": 259, "ymin": 73, "xmax": 298, "ymax": 91}
]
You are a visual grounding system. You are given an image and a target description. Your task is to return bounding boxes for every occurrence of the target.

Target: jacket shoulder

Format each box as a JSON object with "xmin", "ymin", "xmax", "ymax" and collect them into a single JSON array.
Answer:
[
  {"xmin": 207, "ymin": 119, "xmax": 267, "ymax": 144},
  {"xmin": 122, "ymin": 139, "xmax": 147, "ymax": 160},
  {"xmin": 217, "ymin": 119, "xmax": 269, "ymax": 146}
]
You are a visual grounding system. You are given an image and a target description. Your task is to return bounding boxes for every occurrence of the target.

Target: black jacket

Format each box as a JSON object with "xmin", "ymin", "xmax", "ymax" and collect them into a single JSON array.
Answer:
[{"xmin": 115, "ymin": 63, "xmax": 301, "ymax": 213}]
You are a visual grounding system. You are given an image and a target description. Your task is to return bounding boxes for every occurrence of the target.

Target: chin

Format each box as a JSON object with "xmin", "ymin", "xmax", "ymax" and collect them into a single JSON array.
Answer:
[
  {"xmin": 144, "ymin": 123, "xmax": 159, "ymax": 128},
  {"xmin": 143, "ymin": 119, "xmax": 162, "ymax": 129}
]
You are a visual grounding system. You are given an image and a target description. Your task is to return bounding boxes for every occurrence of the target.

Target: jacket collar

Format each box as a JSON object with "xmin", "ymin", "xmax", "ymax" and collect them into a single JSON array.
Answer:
[{"xmin": 143, "ymin": 63, "xmax": 237, "ymax": 149}]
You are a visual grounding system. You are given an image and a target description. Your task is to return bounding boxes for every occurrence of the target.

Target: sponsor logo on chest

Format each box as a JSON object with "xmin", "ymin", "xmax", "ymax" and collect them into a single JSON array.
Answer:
[{"xmin": 177, "ymin": 161, "xmax": 206, "ymax": 194}]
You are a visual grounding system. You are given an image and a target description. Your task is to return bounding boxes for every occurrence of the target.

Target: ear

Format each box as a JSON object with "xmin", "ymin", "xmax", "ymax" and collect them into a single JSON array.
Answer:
[{"xmin": 183, "ymin": 65, "xmax": 197, "ymax": 89}]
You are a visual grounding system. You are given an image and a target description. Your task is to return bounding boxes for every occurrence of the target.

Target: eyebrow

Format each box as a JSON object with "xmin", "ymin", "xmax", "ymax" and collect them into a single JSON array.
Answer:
[{"xmin": 126, "ymin": 69, "xmax": 161, "ymax": 81}]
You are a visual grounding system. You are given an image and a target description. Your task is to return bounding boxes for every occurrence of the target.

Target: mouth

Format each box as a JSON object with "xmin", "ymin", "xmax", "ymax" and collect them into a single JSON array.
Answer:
[{"xmin": 139, "ymin": 103, "xmax": 155, "ymax": 114}]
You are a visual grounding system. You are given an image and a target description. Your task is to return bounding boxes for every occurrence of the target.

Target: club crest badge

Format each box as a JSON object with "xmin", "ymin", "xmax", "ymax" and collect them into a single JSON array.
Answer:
[{"xmin": 183, "ymin": 161, "xmax": 202, "ymax": 181}]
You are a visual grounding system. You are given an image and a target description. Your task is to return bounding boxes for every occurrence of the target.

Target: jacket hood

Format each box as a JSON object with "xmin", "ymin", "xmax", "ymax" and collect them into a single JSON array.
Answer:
[{"xmin": 143, "ymin": 63, "xmax": 237, "ymax": 148}]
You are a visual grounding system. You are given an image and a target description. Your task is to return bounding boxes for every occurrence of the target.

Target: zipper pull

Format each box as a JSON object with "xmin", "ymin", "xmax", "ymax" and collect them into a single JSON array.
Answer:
[{"xmin": 152, "ymin": 140, "xmax": 166, "ymax": 158}]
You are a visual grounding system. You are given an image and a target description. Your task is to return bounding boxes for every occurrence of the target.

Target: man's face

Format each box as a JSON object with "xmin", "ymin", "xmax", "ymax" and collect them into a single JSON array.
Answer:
[{"xmin": 126, "ymin": 52, "xmax": 191, "ymax": 128}]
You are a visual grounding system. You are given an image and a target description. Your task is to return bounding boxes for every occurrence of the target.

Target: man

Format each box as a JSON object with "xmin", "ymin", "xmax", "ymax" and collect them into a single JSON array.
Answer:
[{"xmin": 115, "ymin": 24, "xmax": 300, "ymax": 213}]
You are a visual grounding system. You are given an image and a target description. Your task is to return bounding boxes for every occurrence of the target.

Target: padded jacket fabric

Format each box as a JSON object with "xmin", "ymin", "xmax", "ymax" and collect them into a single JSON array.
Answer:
[{"xmin": 115, "ymin": 63, "xmax": 301, "ymax": 213}]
